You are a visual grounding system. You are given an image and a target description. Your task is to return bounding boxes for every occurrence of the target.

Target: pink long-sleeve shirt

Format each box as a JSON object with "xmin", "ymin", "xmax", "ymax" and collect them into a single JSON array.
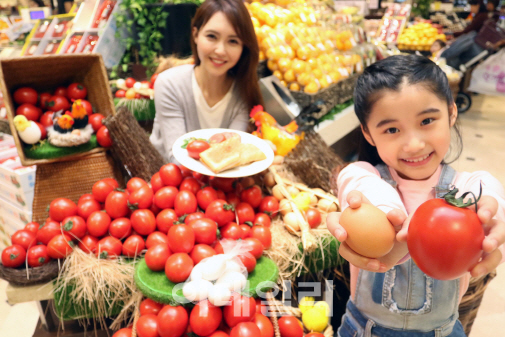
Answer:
[{"xmin": 336, "ymin": 162, "xmax": 505, "ymax": 303}]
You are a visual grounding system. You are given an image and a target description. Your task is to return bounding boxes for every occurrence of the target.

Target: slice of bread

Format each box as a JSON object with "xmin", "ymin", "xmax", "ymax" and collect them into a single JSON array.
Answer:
[
  {"xmin": 199, "ymin": 134, "xmax": 241, "ymax": 173},
  {"xmin": 238, "ymin": 143, "xmax": 267, "ymax": 166}
]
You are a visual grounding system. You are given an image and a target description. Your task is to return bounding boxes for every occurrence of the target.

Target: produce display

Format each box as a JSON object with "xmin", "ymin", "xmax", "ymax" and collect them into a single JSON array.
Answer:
[
  {"xmin": 397, "ymin": 22, "xmax": 446, "ymax": 51},
  {"xmin": 114, "ymin": 75, "xmax": 157, "ymax": 100},
  {"xmin": 376, "ymin": 4, "xmax": 411, "ymax": 44}
]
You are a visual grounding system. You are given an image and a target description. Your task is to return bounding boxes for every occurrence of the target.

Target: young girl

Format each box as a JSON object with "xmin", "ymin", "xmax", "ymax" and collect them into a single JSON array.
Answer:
[
  {"xmin": 327, "ymin": 55, "xmax": 505, "ymax": 337},
  {"xmin": 150, "ymin": 0, "xmax": 263, "ymax": 163}
]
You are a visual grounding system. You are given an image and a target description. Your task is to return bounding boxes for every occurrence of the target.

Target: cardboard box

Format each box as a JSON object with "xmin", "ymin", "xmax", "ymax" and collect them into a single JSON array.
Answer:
[{"xmin": 0, "ymin": 54, "xmax": 116, "ymax": 166}]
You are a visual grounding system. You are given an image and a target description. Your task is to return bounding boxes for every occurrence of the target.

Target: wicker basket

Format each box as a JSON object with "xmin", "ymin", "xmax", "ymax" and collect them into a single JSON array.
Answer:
[
  {"xmin": 32, "ymin": 151, "xmax": 123, "ymax": 224},
  {"xmin": 0, "ymin": 259, "xmax": 60, "ymax": 286}
]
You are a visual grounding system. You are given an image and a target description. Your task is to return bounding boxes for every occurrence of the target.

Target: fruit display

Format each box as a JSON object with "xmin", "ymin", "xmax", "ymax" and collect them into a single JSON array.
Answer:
[
  {"xmin": 397, "ymin": 22, "xmax": 446, "ymax": 51},
  {"xmin": 376, "ymin": 4, "xmax": 411, "ymax": 44},
  {"xmin": 114, "ymin": 74, "xmax": 157, "ymax": 100}
]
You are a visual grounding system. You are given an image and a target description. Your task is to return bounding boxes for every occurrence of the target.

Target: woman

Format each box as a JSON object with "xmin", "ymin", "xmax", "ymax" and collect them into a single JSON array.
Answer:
[
  {"xmin": 150, "ymin": 0, "xmax": 263, "ymax": 163},
  {"xmin": 454, "ymin": 0, "xmax": 488, "ymax": 37}
]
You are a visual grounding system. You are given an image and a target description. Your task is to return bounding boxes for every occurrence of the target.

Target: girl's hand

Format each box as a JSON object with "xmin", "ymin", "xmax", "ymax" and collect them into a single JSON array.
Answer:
[
  {"xmin": 470, "ymin": 196, "xmax": 505, "ymax": 277},
  {"xmin": 326, "ymin": 191, "xmax": 407, "ymax": 273}
]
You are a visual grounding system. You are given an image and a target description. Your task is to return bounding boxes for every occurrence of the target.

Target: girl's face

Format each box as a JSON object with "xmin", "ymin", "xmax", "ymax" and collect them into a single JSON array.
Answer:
[
  {"xmin": 362, "ymin": 83, "xmax": 457, "ymax": 180},
  {"xmin": 193, "ymin": 11, "xmax": 243, "ymax": 79},
  {"xmin": 430, "ymin": 42, "xmax": 441, "ymax": 54}
]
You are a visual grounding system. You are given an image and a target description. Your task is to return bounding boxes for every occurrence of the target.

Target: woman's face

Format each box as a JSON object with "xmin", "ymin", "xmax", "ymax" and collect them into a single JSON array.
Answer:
[
  {"xmin": 486, "ymin": 2, "xmax": 495, "ymax": 11},
  {"xmin": 470, "ymin": 4, "xmax": 480, "ymax": 14},
  {"xmin": 193, "ymin": 11, "xmax": 244, "ymax": 79}
]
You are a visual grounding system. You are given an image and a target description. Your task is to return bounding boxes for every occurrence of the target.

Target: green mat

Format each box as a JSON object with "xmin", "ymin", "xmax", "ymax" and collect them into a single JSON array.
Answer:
[
  {"xmin": 114, "ymin": 98, "xmax": 156, "ymax": 121},
  {"xmin": 299, "ymin": 235, "xmax": 345, "ymax": 275},
  {"xmin": 134, "ymin": 256, "xmax": 279, "ymax": 306},
  {"xmin": 24, "ymin": 135, "xmax": 98, "ymax": 159}
]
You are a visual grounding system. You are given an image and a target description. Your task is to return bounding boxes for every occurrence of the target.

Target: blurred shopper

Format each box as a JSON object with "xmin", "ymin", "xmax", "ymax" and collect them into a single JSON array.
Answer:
[{"xmin": 454, "ymin": 0, "xmax": 488, "ymax": 37}]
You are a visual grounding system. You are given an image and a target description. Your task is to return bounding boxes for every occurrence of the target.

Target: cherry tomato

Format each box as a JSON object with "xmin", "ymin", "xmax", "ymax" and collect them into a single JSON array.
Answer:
[
  {"xmin": 77, "ymin": 199, "xmax": 102, "ymax": 220},
  {"xmin": 125, "ymin": 77, "xmax": 136, "ymax": 88},
  {"xmin": 196, "ymin": 187, "xmax": 218, "ymax": 211},
  {"xmin": 54, "ymin": 86, "xmax": 67, "ymax": 97},
  {"xmin": 145, "ymin": 244, "xmax": 171, "ymax": 272},
  {"xmin": 115, "ymin": 90, "xmax": 126, "ymax": 98},
  {"xmin": 140, "ymin": 298, "xmax": 163, "ymax": 316},
  {"xmin": 179, "ymin": 165, "xmax": 193, "ymax": 178},
  {"xmin": 167, "ymin": 225, "xmax": 195, "ymax": 253},
  {"xmin": 189, "ymin": 218, "xmax": 218, "ymax": 245},
  {"xmin": 241, "ymin": 186, "xmax": 262, "ymax": 208},
  {"xmin": 226, "ymin": 193, "xmax": 241, "ymax": 208},
  {"xmin": 193, "ymin": 171, "xmax": 209, "ymax": 183},
  {"xmin": 216, "ymin": 190, "xmax": 226, "ymax": 200},
  {"xmin": 47, "ymin": 234, "xmax": 74, "ymax": 259},
  {"xmin": 105, "ymin": 190, "xmax": 130, "ymax": 219},
  {"xmin": 129, "ymin": 185, "xmax": 154, "ymax": 210},
  {"xmin": 180, "ymin": 177, "xmax": 201, "ymax": 196},
  {"xmin": 1, "ymin": 245, "xmax": 26, "ymax": 268},
  {"xmin": 11, "ymin": 229, "xmax": 36, "ymax": 250},
  {"xmin": 127, "ymin": 177, "xmax": 148, "ymax": 193},
  {"xmin": 165, "ymin": 253, "xmax": 193, "ymax": 283},
  {"xmin": 150, "ymin": 172, "xmax": 164, "ymax": 193},
  {"xmin": 156, "ymin": 209, "xmax": 178, "ymax": 234},
  {"xmin": 278, "ymin": 316, "xmax": 303, "ymax": 337},
  {"xmin": 36, "ymin": 220, "xmax": 61, "ymax": 246},
  {"xmin": 239, "ymin": 224, "xmax": 252, "ymax": 239},
  {"xmin": 16, "ymin": 103, "xmax": 42, "ymax": 121},
  {"xmin": 49, "ymin": 198, "xmax": 77, "ymax": 222},
  {"xmin": 241, "ymin": 238, "xmax": 264, "ymax": 260},
  {"xmin": 67, "ymin": 83, "xmax": 87, "ymax": 100},
  {"xmin": 305, "ymin": 209, "xmax": 322, "ymax": 228},
  {"xmin": 255, "ymin": 299, "xmax": 267, "ymax": 316},
  {"xmin": 210, "ymin": 178, "xmax": 236, "ymax": 193},
  {"xmin": 236, "ymin": 203, "xmax": 255, "ymax": 225},
  {"xmin": 97, "ymin": 236, "xmax": 123, "ymax": 259},
  {"xmin": 253, "ymin": 214, "xmax": 271, "ymax": 227},
  {"xmin": 207, "ymin": 331, "xmax": 229, "ymax": 337},
  {"xmin": 109, "ymin": 218, "xmax": 132, "ymax": 239},
  {"xmin": 238, "ymin": 253, "xmax": 256, "ymax": 273},
  {"xmin": 47, "ymin": 95, "xmax": 70, "ymax": 112},
  {"xmin": 136, "ymin": 314, "xmax": 159, "ymax": 337},
  {"xmin": 14, "ymin": 87, "xmax": 38, "ymax": 105},
  {"xmin": 174, "ymin": 190, "xmax": 198, "ymax": 217},
  {"xmin": 223, "ymin": 294, "xmax": 256, "ymax": 327},
  {"xmin": 97, "ymin": 126, "xmax": 113, "ymax": 147},
  {"xmin": 78, "ymin": 193, "xmax": 95, "ymax": 203},
  {"xmin": 131, "ymin": 209, "xmax": 157, "ymax": 236},
  {"xmin": 258, "ymin": 197, "xmax": 279, "ymax": 216},
  {"xmin": 89, "ymin": 113, "xmax": 105, "ymax": 132},
  {"xmin": 159, "ymin": 164, "xmax": 183, "ymax": 187},
  {"xmin": 221, "ymin": 222, "xmax": 241, "ymax": 240},
  {"xmin": 87, "ymin": 211, "xmax": 112, "ymax": 237},
  {"xmin": 39, "ymin": 111, "xmax": 54, "ymax": 127},
  {"xmin": 92, "ymin": 178, "xmax": 118, "ymax": 203},
  {"xmin": 62, "ymin": 215, "xmax": 87, "ymax": 239},
  {"xmin": 122, "ymin": 235, "xmax": 145, "ymax": 257},
  {"xmin": 112, "ymin": 328, "xmax": 132, "ymax": 337},
  {"xmin": 24, "ymin": 222, "xmax": 40, "ymax": 235},
  {"xmin": 157, "ymin": 304, "xmax": 188, "ymax": 337},
  {"xmin": 253, "ymin": 313, "xmax": 274, "ymax": 337},
  {"xmin": 186, "ymin": 140, "xmax": 210, "ymax": 160},
  {"xmin": 213, "ymin": 241, "xmax": 224, "ymax": 254},
  {"xmin": 205, "ymin": 200, "xmax": 235, "ymax": 227},
  {"xmin": 146, "ymin": 231, "xmax": 169, "ymax": 249},
  {"xmin": 80, "ymin": 99, "xmax": 93, "ymax": 115},
  {"xmin": 230, "ymin": 323, "xmax": 261, "ymax": 337},
  {"xmin": 190, "ymin": 300, "xmax": 223, "ymax": 336},
  {"xmin": 78, "ymin": 235, "xmax": 99, "ymax": 254},
  {"xmin": 154, "ymin": 186, "xmax": 178, "ymax": 210},
  {"xmin": 250, "ymin": 226, "xmax": 272, "ymax": 249},
  {"xmin": 39, "ymin": 93, "xmax": 52, "ymax": 110},
  {"xmin": 184, "ymin": 212, "xmax": 205, "ymax": 225},
  {"xmin": 190, "ymin": 244, "xmax": 216, "ymax": 265},
  {"xmin": 27, "ymin": 245, "xmax": 51, "ymax": 267}
]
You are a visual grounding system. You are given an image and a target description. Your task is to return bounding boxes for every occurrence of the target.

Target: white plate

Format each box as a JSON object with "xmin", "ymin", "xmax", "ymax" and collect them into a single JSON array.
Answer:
[{"xmin": 172, "ymin": 128, "xmax": 274, "ymax": 178}]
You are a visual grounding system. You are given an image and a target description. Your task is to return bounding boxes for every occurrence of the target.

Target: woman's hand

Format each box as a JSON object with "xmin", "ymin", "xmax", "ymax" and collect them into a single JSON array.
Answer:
[{"xmin": 327, "ymin": 191, "xmax": 407, "ymax": 273}]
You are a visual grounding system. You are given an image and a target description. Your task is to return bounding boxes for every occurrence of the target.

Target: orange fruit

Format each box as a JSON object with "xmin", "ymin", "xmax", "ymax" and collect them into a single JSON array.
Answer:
[
  {"xmin": 259, "ymin": 51, "xmax": 266, "ymax": 61},
  {"xmin": 307, "ymin": 58, "xmax": 318, "ymax": 69},
  {"xmin": 278, "ymin": 58, "xmax": 292, "ymax": 73},
  {"xmin": 296, "ymin": 46, "xmax": 310, "ymax": 60},
  {"xmin": 273, "ymin": 70, "xmax": 283, "ymax": 81},
  {"xmin": 267, "ymin": 59, "xmax": 278, "ymax": 72},
  {"xmin": 312, "ymin": 68, "xmax": 323, "ymax": 80},
  {"xmin": 292, "ymin": 60, "xmax": 306, "ymax": 75},
  {"xmin": 297, "ymin": 73, "xmax": 310, "ymax": 86},
  {"xmin": 289, "ymin": 83, "xmax": 300, "ymax": 91},
  {"xmin": 304, "ymin": 81, "xmax": 319, "ymax": 94},
  {"xmin": 284, "ymin": 69, "xmax": 296, "ymax": 83}
]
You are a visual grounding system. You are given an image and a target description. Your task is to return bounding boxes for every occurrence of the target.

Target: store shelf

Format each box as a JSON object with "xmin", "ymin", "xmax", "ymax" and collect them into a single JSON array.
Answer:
[{"xmin": 315, "ymin": 105, "xmax": 359, "ymax": 146}]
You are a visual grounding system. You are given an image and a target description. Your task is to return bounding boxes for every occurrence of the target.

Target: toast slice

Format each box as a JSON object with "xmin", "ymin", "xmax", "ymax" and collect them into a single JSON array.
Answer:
[
  {"xmin": 238, "ymin": 143, "xmax": 267, "ymax": 166},
  {"xmin": 199, "ymin": 134, "xmax": 241, "ymax": 173}
]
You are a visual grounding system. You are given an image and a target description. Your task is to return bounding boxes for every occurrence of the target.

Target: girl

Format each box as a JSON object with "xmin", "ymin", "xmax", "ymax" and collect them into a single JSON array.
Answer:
[
  {"xmin": 150, "ymin": 0, "xmax": 263, "ymax": 163},
  {"xmin": 327, "ymin": 55, "xmax": 505, "ymax": 337}
]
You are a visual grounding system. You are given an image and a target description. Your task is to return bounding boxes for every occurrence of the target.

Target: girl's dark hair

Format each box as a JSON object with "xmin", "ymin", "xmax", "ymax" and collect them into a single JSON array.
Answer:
[
  {"xmin": 353, "ymin": 54, "xmax": 462, "ymax": 165},
  {"xmin": 433, "ymin": 39, "xmax": 446, "ymax": 48},
  {"xmin": 191, "ymin": 0, "xmax": 263, "ymax": 110},
  {"xmin": 469, "ymin": 0, "xmax": 488, "ymax": 12}
]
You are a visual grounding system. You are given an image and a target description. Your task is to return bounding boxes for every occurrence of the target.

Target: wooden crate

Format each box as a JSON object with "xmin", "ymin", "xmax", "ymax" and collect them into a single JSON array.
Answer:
[{"xmin": 0, "ymin": 54, "xmax": 116, "ymax": 166}]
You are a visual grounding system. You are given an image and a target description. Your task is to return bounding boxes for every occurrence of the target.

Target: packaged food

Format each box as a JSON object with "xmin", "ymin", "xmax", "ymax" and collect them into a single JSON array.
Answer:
[
  {"xmin": 92, "ymin": 0, "xmax": 117, "ymax": 29},
  {"xmin": 24, "ymin": 43, "xmax": 39, "ymax": 56},
  {"xmin": 65, "ymin": 34, "xmax": 82, "ymax": 54},
  {"xmin": 82, "ymin": 34, "xmax": 99, "ymax": 53},
  {"xmin": 43, "ymin": 40, "xmax": 62, "ymax": 55},
  {"xmin": 53, "ymin": 18, "xmax": 72, "ymax": 38},
  {"xmin": 34, "ymin": 19, "xmax": 51, "ymax": 39}
]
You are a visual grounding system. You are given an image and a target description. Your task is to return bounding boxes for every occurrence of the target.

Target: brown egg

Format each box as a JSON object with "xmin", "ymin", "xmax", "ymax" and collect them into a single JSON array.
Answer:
[{"xmin": 339, "ymin": 204, "xmax": 396, "ymax": 258}]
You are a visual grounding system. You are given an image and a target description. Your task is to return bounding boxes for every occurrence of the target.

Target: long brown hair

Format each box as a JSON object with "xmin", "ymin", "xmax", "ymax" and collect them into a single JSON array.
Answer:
[{"xmin": 190, "ymin": 0, "xmax": 263, "ymax": 110}]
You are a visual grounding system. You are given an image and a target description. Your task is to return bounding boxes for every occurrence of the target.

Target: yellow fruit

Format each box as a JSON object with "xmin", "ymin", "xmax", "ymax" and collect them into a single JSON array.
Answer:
[
  {"xmin": 297, "ymin": 73, "xmax": 310, "ymax": 86},
  {"xmin": 299, "ymin": 297, "xmax": 315, "ymax": 314},
  {"xmin": 302, "ymin": 307, "xmax": 328, "ymax": 332},
  {"xmin": 329, "ymin": 71, "xmax": 341, "ymax": 83},
  {"xmin": 292, "ymin": 60, "xmax": 306, "ymax": 75},
  {"xmin": 251, "ymin": 17, "xmax": 260, "ymax": 28},
  {"xmin": 259, "ymin": 51, "xmax": 266, "ymax": 61},
  {"xmin": 319, "ymin": 76, "xmax": 331, "ymax": 89},
  {"xmin": 273, "ymin": 70, "xmax": 283, "ymax": 81},
  {"xmin": 296, "ymin": 46, "xmax": 310, "ymax": 60},
  {"xmin": 304, "ymin": 81, "xmax": 319, "ymax": 94},
  {"xmin": 293, "ymin": 192, "xmax": 311, "ymax": 211},
  {"xmin": 307, "ymin": 58, "xmax": 318, "ymax": 69},
  {"xmin": 284, "ymin": 69, "xmax": 296, "ymax": 83},
  {"xmin": 314, "ymin": 301, "xmax": 330, "ymax": 315},
  {"xmin": 312, "ymin": 68, "xmax": 323, "ymax": 80},
  {"xmin": 278, "ymin": 58, "xmax": 292, "ymax": 73},
  {"xmin": 289, "ymin": 82, "xmax": 300, "ymax": 91},
  {"xmin": 267, "ymin": 59, "xmax": 278, "ymax": 72}
]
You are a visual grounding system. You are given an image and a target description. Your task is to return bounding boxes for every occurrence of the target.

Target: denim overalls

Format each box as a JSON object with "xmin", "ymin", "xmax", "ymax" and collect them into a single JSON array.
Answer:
[{"xmin": 337, "ymin": 164, "xmax": 467, "ymax": 337}]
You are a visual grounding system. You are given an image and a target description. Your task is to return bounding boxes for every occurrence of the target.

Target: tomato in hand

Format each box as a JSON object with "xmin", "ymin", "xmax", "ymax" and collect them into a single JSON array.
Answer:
[
  {"xmin": 1, "ymin": 245, "xmax": 26, "ymax": 268},
  {"xmin": 190, "ymin": 218, "xmax": 218, "ymax": 245},
  {"xmin": 258, "ymin": 197, "xmax": 279, "ymax": 216},
  {"xmin": 236, "ymin": 203, "xmax": 255, "ymax": 225},
  {"xmin": 146, "ymin": 231, "xmax": 169, "ymax": 249},
  {"xmin": 305, "ymin": 208, "xmax": 322, "ymax": 228},
  {"xmin": 150, "ymin": 172, "xmax": 164, "ymax": 193},
  {"xmin": 11, "ymin": 230, "xmax": 36, "ymax": 250},
  {"xmin": 14, "ymin": 87, "xmax": 38, "ymax": 105},
  {"xmin": 122, "ymin": 235, "xmax": 145, "ymax": 258},
  {"xmin": 131, "ymin": 209, "xmax": 156, "ymax": 236},
  {"xmin": 47, "ymin": 234, "xmax": 74, "ymax": 259},
  {"xmin": 278, "ymin": 316, "xmax": 303, "ymax": 337},
  {"xmin": 62, "ymin": 215, "xmax": 87, "ymax": 239},
  {"xmin": 167, "ymin": 224, "xmax": 195, "ymax": 253},
  {"xmin": 154, "ymin": 186, "xmax": 178, "ymax": 210},
  {"xmin": 129, "ymin": 184, "xmax": 153, "ymax": 210},
  {"xmin": 230, "ymin": 323, "xmax": 261, "ymax": 337},
  {"xmin": 190, "ymin": 300, "xmax": 223, "ymax": 336},
  {"xmin": 27, "ymin": 245, "xmax": 51, "ymax": 267},
  {"xmin": 174, "ymin": 190, "xmax": 197, "ymax": 217},
  {"xmin": 89, "ymin": 113, "xmax": 105, "ymax": 132},
  {"xmin": 92, "ymin": 178, "xmax": 118, "ymax": 202},
  {"xmin": 67, "ymin": 83, "xmax": 87, "ymax": 100},
  {"xmin": 49, "ymin": 198, "xmax": 77, "ymax": 222},
  {"xmin": 87, "ymin": 211, "xmax": 112, "ymax": 237},
  {"xmin": 136, "ymin": 314, "xmax": 159, "ymax": 337},
  {"xmin": 77, "ymin": 198, "xmax": 102, "ymax": 220},
  {"xmin": 97, "ymin": 236, "xmax": 123, "ymax": 259},
  {"xmin": 47, "ymin": 95, "xmax": 70, "ymax": 112},
  {"xmin": 206, "ymin": 200, "xmax": 235, "ymax": 227},
  {"xmin": 165, "ymin": 253, "xmax": 193, "ymax": 283},
  {"xmin": 187, "ymin": 140, "xmax": 210, "ymax": 160},
  {"xmin": 78, "ymin": 235, "xmax": 99, "ymax": 254},
  {"xmin": 139, "ymin": 298, "xmax": 163, "ymax": 316},
  {"xmin": 190, "ymin": 244, "xmax": 216, "ymax": 265},
  {"xmin": 156, "ymin": 209, "xmax": 178, "ymax": 234},
  {"xmin": 240, "ymin": 186, "xmax": 262, "ymax": 208},
  {"xmin": 97, "ymin": 126, "xmax": 113, "ymax": 147},
  {"xmin": 145, "ymin": 244, "xmax": 171, "ymax": 271},
  {"xmin": 253, "ymin": 214, "xmax": 271, "ymax": 227},
  {"xmin": 157, "ymin": 304, "xmax": 188, "ymax": 337},
  {"xmin": 250, "ymin": 226, "xmax": 272, "ymax": 249},
  {"xmin": 109, "ymin": 218, "xmax": 132, "ymax": 239},
  {"xmin": 180, "ymin": 177, "xmax": 201, "ymax": 196},
  {"xmin": 253, "ymin": 313, "xmax": 274, "ymax": 337},
  {"xmin": 159, "ymin": 163, "xmax": 183, "ymax": 187},
  {"xmin": 36, "ymin": 220, "xmax": 61, "ymax": 246},
  {"xmin": 197, "ymin": 187, "xmax": 218, "ymax": 211},
  {"xmin": 224, "ymin": 294, "xmax": 256, "ymax": 327}
]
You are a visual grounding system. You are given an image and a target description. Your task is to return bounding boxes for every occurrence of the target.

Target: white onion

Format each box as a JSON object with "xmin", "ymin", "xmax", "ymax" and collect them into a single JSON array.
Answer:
[
  {"xmin": 208, "ymin": 284, "xmax": 232, "ymax": 306},
  {"xmin": 183, "ymin": 279, "xmax": 213, "ymax": 302},
  {"xmin": 216, "ymin": 271, "xmax": 247, "ymax": 293}
]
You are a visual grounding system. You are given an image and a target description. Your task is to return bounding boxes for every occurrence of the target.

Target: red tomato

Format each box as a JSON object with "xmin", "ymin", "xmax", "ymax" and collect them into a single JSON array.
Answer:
[
  {"xmin": 92, "ymin": 178, "xmax": 118, "ymax": 202},
  {"xmin": 47, "ymin": 95, "xmax": 70, "ymax": 112},
  {"xmin": 145, "ymin": 244, "xmax": 171, "ymax": 272},
  {"xmin": 230, "ymin": 323, "xmax": 261, "ymax": 337},
  {"xmin": 67, "ymin": 83, "xmax": 87, "ymax": 100},
  {"xmin": 87, "ymin": 211, "xmax": 112, "ymax": 237},
  {"xmin": 255, "ymin": 299, "xmax": 267, "ymax": 316},
  {"xmin": 196, "ymin": 187, "xmax": 218, "ymax": 211},
  {"xmin": 140, "ymin": 298, "xmax": 163, "ymax": 316},
  {"xmin": 278, "ymin": 316, "xmax": 303, "ymax": 337},
  {"xmin": 115, "ymin": 90, "xmax": 126, "ymax": 98},
  {"xmin": 89, "ymin": 113, "xmax": 105, "ymax": 132},
  {"xmin": 258, "ymin": 197, "xmax": 279, "ymax": 216},
  {"xmin": 49, "ymin": 198, "xmax": 77, "ymax": 222},
  {"xmin": 253, "ymin": 214, "xmax": 271, "ymax": 227},
  {"xmin": 78, "ymin": 193, "xmax": 95, "ymax": 204},
  {"xmin": 226, "ymin": 193, "xmax": 241, "ymax": 208},
  {"xmin": 39, "ymin": 93, "xmax": 52, "ymax": 109},
  {"xmin": 109, "ymin": 218, "xmax": 132, "ymax": 239},
  {"xmin": 190, "ymin": 244, "xmax": 216, "ymax": 265},
  {"xmin": 62, "ymin": 215, "xmax": 87, "ymax": 239},
  {"xmin": 97, "ymin": 236, "xmax": 123, "ymax": 259},
  {"xmin": 238, "ymin": 253, "xmax": 256, "ymax": 273},
  {"xmin": 213, "ymin": 241, "xmax": 224, "ymax": 254},
  {"xmin": 129, "ymin": 185, "xmax": 154, "ymax": 210},
  {"xmin": 146, "ymin": 231, "xmax": 169, "ymax": 249},
  {"xmin": 14, "ymin": 87, "xmax": 38, "ymax": 105},
  {"xmin": 80, "ymin": 99, "xmax": 93, "ymax": 115},
  {"xmin": 47, "ymin": 234, "xmax": 74, "ymax": 259},
  {"xmin": 27, "ymin": 245, "xmax": 51, "ymax": 267},
  {"xmin": 151, "ymin": 172, "xmax": 165, "ymax": 194},
  {"xmin": 24, "ymin": 222, "xmax": 40, "ymax": 235},
  {"xmin": 242, "ymin": 238, "xmax": 264, "ymax": 260},
  {"xmin": 190, "ymin": 301, "xmax": 223, "ymax": 336},
  {"xmin": 193, "ymin": 171, "xmax": 209, "ymax": 183},
  {"xmin": 150, "ymin": 74, "xmax": 159, "ymax": 87},
  {"xmin": 210, "ymin": 178, "xmax": 236, "ymax": 193},
  {"xmin": 189, "ymin": 218, "xmax": 218, "ymax": 245},
  {"xmin": 54, "ymin": 86, "xmax": 67, "ymax": 97},
  {"xmin": 205, "ymin": 200, "xmax": 235, "ymax": 227},
  {"xmin": 112, "ymin": 328, "xmax": 132, "ymax": 337},
  {"xmin": 78, "ymin": 235, "xmax": 99, "ymax": 254},
  {"xmin": 165, "ymin": 253, "xmax": 193, "ymax": 283},
  {"xmin": 236, "ymin": 203, "xmax": 255, "ymax": 224},
  {"xmin": 105, "ymin": 190, "xmax": 130, "ymax": 219},
  {"xmin": 156, "ymin": 209, "xmax": 178, "ymax": 234},
  {"xmin": 125, "ymin": 77, "xmax": 136, "ymax": 88},
  {"xmin": 184, "ymin": 212, "xmax": 204, "ymax": 225},
  {"xmin": 154, "ymin": 186, "xmax": 178, "ymax": 210},
  {"xmin": 174, "ymin": 190, "xmax": 198, "ymax": 217},
  {"xmin": 239, "ymin": 224, "xmax": 252, "ymax": 239},
  {"xmin": 408, "ymin": 197, "xmax": 485, "ymax": 280},
  {"xmin": 77, "ymin": 199, "xmax": 102, "ymax": 220},
  {"xmin": 11, "ymin": 229, "xmax": 37, "ymax": 250},
  {"xmin": 34, "ymin": 122, "xmax": 47, "ymax": 140},
  {"xmin": 136, "ymin": 314, "xmax": 159, "ymax": 337},
  {"xmin": 180, "ymin": 177, "xmax": 201, "ymax": 196},
  {"xmin": 253, "ymin": 313, "xmax": 274, "ymax": 337},
  {"xmin": 224, "ymin": 294, "xmax": 256, "ymax": 328},
  {"xmin": 305, "ymin": 209, "xmax": 322, "ymax": 228},
  {"xmin": 122, "ymin": 235, "xmax": 146, "ymax": 257},
  {"xmin": 127, "ymin": 177, "xmax": 148, "ymax": 193},
  {"xmin": 221, "ymin": 222, "xmax": 241, "ymax": 240},
  {"xmin": 36, "ymin": 220, "xmax": 61, "ymax": 246},
  {"xmin": 179, "ymin": 165, "xmax": 193, "ymax": 178},
  {"xmin": 167, "ymin": 224, "xmax": 195, "ymax": 253},
  {"xmin": 1, "ymin": 245, "xmax": 26, "ymax": 268},
  {"xmin": 207, "ymin": 331, "xmax": 229, "ymax": 337},
  {"xmin": 186, "ymin": 140, "xmax": 210, "ymax": 160},
  {"xmin": 16, "ymin": 103, "xmax": 42, "ymax": 121},
  {"xmin": 131, "ymin": 209, "xmax": 157, "ymax": 236},
  {"xmin": 250, "ymin": 226, "xmax": 272, "ymax": 249},
  {"xmin": 157, "ymin": 304, "xmax": 189, "ymax": 337},
  {"xmin": 241, "ymin": 186, "xmax": 262, "ymax": 208},
  {"xmin": 159, "ymin": 164, "xmax": 183, "ymax": 187},
  {"xmin": 39, "ymin": 111, "xmax": 54, "ymax": 127},
  {"xmin": 97, "ymin": 126, "xmax": 113, "ymax": 147}
]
